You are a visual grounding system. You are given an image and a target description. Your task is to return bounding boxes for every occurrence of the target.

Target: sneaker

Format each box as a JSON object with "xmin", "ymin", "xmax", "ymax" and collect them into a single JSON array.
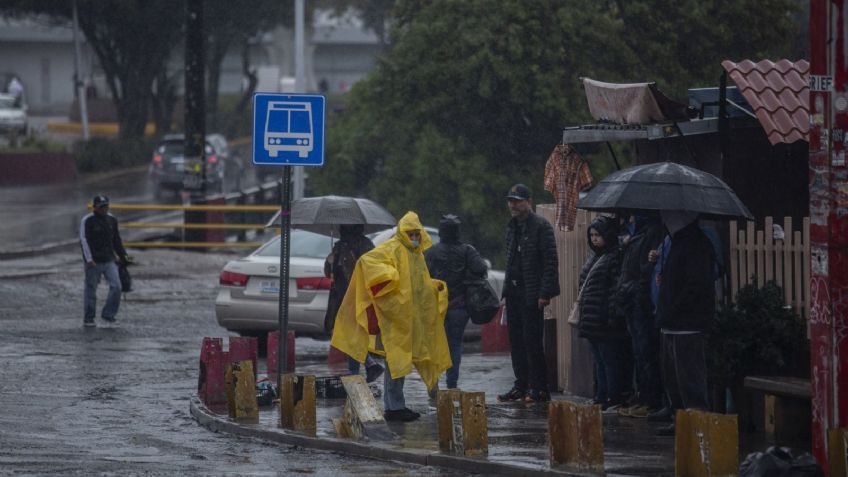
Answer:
[
  {"xmin": 384, "ymin": 408, "xmax": 420, "ymax": 422},
  {"xmin": 497, "ymin": 387, "xmax": 526, "ymax": 402},
  {"xmin": 647, "ymin": 406, "xmax": 674, "ymax": 423},
  {"xmin": 523, "ymin": 389, "xmax": 551, "ymax": 403},
  {"xmin": 365, "ymin": 363, "xmax": 384, "ymax": 383},
  {"xmin": 428, "ymin": 383, "xmax": 440, "ymax": 400},
  {"xmin": 83, "ymin": 319, "xmax": 96, "ymax": 328},
  {"xmin": 656, "ymin": 423, "xmax": 675, "ymax": 436},
  {"xmin": 616, "ymin": 405, "xmax": 635, "ymax": 417},
  {"xmin": 101, "ymin": 316, "xmax": 116, "ymax": 323},
  {"xmin": 627, "ymin": 405, "xmax": 653, "ymax": 418},
  {"xmin": 602, "ymin": 403, "xmax": 623, "ymax": 414}
]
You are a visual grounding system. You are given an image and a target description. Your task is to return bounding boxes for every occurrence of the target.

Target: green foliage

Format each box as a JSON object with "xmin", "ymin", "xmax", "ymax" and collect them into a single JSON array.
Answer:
[
  {"xmin": 707, "ymin": 282, "xmax": 808, "ymax": 387},
  {"xmin": 311, "ymin": 0, "xmax": 800, "ymax": 263},
  {"xmin": 73, "ymin": 138, "xmax": 155, "ymax": 173}
]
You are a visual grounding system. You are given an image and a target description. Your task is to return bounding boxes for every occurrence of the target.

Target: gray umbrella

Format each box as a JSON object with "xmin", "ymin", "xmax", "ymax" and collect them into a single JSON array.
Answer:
[
  {"xmin": 265, "ymin": 195, "xmax": 397, "ymax": 234},
  {"xmin": 577, "ymin": 162, "xmax": 753, "ymax": 219}
]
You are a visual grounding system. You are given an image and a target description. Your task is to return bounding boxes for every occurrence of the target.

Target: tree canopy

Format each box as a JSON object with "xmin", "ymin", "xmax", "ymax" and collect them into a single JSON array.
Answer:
[{"xmin": 311, "ymin": 0, "xmax": 801, "ymax": 263}]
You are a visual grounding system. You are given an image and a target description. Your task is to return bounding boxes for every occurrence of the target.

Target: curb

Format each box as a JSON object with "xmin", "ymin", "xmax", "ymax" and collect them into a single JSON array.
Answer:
[
  {"xmin": 189, "ymin": 397, "xmax": 580, "ymax": 476},
  {"xmin": 0, "ymin": 239, "xmax": 79, "ymax": 260}
]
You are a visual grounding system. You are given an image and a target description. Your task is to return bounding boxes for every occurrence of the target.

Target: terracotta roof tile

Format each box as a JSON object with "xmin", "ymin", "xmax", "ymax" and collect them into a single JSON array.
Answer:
[{"xmin": 721, "ymin": 59, "xmax": 809, "ymax": 145}]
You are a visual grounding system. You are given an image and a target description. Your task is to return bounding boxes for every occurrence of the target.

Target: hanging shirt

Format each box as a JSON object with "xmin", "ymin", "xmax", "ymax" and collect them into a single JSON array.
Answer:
[{"xmin": 543, "ymin": 144, "xmax": 593, "ymax": 231}]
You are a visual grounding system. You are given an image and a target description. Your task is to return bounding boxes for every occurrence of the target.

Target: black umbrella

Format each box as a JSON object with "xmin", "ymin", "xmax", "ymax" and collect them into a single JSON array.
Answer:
[
  {"xmin": 577, "ymin": 162, "xmax": 753, "ymax": 220},
  {"xmin": 265, "ymin": 195, "xmax": 396, "ymax": 234}
]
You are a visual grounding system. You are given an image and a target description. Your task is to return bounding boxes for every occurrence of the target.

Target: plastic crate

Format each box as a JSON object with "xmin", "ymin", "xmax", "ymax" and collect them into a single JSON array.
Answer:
[{"xmin": 315, "ymin": 375, "xmax": 347, "ymax": 399}]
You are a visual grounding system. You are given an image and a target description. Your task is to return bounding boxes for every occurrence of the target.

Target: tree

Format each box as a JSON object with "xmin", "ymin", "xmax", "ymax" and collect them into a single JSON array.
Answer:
[{"xmin": 311, "ymin": 0, "xmax": 800, "ymax": 263}]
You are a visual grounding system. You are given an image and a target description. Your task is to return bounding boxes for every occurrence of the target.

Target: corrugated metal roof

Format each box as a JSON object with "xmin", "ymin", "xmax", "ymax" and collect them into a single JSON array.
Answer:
[{"xmin": 721, "ymin": 59, "xmax": 809, "ymax": 145}]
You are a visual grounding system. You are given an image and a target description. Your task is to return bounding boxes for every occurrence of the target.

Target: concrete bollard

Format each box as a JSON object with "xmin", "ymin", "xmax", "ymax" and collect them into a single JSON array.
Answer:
[
  {"xmin": 828, "ymin": 428, "xmax": 847, "ymax": 477},
  {"xmin": 328, "ymin": 345, "xmax": 347, "ymax": 365},
  {"xmin": 675, "ymin": 409, "xmax": 738, "ymax": 477},
  {"xmin": 436, "ymin": 389, "xmax": 488, "ymax": 456},
  {"xmin": 548, "ymin": 400, "xmax": 604, "ymax": 473},
  {"xmin": 279, "ymin": 373, "xmax": 316, "ymax": 436},
  {"xmin": 198, "ymin": 337, "xmax": 227, "ymax": 406},
  {"xmin": 333, "ymin": 375, "xmax": 394, "ymax": 441},
  {"xmin": 228, "ymin": 336, "xmax": 257, "ymax": 382},
  {"xmin": 266, "ymin": 330, "xmax": 296, "ymax": 379},
  {"xmin": 224, "ymin": 360, "xmax": 259, "ymax": 423},
  {"xmin": 480, "ymin": 308, "xmax": 510, "ymax": 353}
]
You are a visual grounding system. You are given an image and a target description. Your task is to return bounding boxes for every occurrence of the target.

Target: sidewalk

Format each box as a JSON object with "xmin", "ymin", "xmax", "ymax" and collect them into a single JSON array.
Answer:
[{"xmin": 190, "ymin": 350, "xmax": 676, "ymax": 476}]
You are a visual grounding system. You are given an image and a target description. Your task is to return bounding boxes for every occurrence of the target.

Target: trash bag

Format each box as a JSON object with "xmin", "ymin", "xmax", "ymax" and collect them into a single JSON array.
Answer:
[
  {"xmin": 255, "ymin": 378, "xmax": 278, "ymax": 407},
  {"xmin": 739, "ymin": 446, "xmax": 823, "ymax": 477},
  {"xmin": 465, "ymin": 278, "xmax": 500, "ymax": 325}
]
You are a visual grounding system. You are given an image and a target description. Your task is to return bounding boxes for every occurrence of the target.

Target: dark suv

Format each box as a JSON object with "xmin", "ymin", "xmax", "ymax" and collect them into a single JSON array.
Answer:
[{"xmin": 148, "ymin": 133, "xmax": 241, "ymax": 198}]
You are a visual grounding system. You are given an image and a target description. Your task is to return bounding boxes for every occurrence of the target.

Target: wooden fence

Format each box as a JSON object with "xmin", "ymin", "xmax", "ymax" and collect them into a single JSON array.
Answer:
[{"xmin": 728, "ymin": 216, "xmax": 810, "ymax": 320}]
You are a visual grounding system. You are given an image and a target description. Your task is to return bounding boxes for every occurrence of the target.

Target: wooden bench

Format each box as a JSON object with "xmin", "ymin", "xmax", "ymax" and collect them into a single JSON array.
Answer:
[{"xmin": 743, "ymin": 376, "xmax": 811, "ymax": 443}]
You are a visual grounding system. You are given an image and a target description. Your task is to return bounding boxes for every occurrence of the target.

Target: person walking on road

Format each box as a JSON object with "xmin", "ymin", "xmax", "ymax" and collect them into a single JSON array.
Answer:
[
  {"xmin": 424, "ymin": 214, "xmax": 488, "ymax": 390},
  {"xmin": 498, "ymin": 184, "xmax": 560, "ymax": 403},
  {"xmin": 331, "ymin": 212, "xmax": 451, "ymax": 422},
  {"xmin": 324, "ymin": 224, "xmax": 384, "ymax": 383},
  {"xmin": 80, "ymin": 195, "xmax": 129, "ymax": 327},
  {"xmin": 653, "ymin": 210, "xmax": 715, "ymax": 436}
]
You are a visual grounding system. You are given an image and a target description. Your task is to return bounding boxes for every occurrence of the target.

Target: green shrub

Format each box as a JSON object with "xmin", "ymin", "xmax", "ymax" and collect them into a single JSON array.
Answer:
[
  {"xmin": 73, "ymin": 137, "xmax": 155, "ymax": 173},
  {"xmin": 707, "ymin": 281, "xmax": 808, "ymax": 388}
]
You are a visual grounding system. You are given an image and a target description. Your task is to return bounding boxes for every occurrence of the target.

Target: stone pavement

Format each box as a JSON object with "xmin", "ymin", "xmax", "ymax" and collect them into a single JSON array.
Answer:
[{"xmin": 191, "ymin": 349, "xmax": 677, "ymax": 476}]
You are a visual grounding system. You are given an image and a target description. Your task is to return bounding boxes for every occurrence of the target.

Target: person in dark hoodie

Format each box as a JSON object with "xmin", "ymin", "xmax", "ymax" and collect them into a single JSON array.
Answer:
[
  {"xmin": 424, "ymin": 214, "xmax": 488, "ymax": 389},
  {"xmin": 653, "ymin": 210, "xmax": 715, "ymax": 436},
  {"xmin": 614, "ymin": 213, "xmax": 665, "ymax": 418},
  {"xmin": 578, "ymin": 215, "xmax": 632, "ymax": 411}
]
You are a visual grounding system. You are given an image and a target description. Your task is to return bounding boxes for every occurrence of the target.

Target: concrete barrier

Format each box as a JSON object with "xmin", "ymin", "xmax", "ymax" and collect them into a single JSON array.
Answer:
[
  {"xmin": 225, "ymin": 360, "xmax": 259, "ymax": 423},
  {"xmin": 481, "ymin": 308, "xmax": 510, "ymax": 353},
  {"xmin": 828, "ymin": 428, "xmax": 847, "ymax": 477},
  {"xmin": 266, "ymin": 330, "xmax": 296, "ymax": 379},
  {"xmin": 198, "ymin": 337, "xmax": 227, "ymax": 406},
  {"xmin": 675, "ymin": 409, "xmax": 738, "ymax": 477},
  {"xmin": 436, "ymin": 389, "xmax": 488, "ymax": 456},
  {"xmin": 548, "ymin": 400, "xmax": 604, "ymax": 473},
  {"xmin": 334, "ymin": 375, "xmax": 394, "ymax": 441},
  {"xmin": 279, "ymin": 373, "xmax": 316, "ymax": 436},
  {"xmin": 228, "ymin": 336, "xmax": 257, "ymax": 382}
]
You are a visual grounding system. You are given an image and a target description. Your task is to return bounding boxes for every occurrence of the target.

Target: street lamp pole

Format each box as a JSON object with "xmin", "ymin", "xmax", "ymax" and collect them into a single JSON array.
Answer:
[{"xmin": 71, "ymin": 0, "xmax": 90, "ymax": 140}]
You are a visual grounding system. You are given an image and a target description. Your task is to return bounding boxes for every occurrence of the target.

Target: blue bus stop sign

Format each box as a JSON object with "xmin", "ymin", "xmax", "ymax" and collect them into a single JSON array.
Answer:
[{"xmin": 253, "ymin": 93, "xmax": 325, "ymax": 166}]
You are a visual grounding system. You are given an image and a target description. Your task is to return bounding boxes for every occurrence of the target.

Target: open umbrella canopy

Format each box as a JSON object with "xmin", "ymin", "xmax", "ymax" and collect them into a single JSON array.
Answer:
[
  {"xmin": 577, "ymin": 162, "xmax": 753, "ymax": 220},
  {"xmin": 265, "ymin": 195, "xmax": 397, "ymax": 235}
]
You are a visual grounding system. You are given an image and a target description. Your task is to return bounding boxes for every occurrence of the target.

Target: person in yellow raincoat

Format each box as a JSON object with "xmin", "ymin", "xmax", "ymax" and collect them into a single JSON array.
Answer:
[{"xmin": 331, "ymin": 211, "xmax": 451, "ymax": 422}]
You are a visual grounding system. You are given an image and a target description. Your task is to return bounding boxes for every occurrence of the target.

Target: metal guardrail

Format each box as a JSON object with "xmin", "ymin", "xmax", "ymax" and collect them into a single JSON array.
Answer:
[{"xmin": 94, "ymin": 181, "xmax": 281, "ymax": 249}]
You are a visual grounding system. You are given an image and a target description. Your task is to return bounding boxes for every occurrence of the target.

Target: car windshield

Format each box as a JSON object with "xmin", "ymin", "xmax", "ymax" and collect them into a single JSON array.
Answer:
[{"xmin": 254, "ymin": 230, "xmax": 335, "ymax": 259}]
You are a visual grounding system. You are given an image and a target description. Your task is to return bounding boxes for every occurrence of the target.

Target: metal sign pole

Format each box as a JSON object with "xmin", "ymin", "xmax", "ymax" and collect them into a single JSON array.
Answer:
[{"xmin": 277, "ymin": 166, "xmax": 292, "ymax": 375}]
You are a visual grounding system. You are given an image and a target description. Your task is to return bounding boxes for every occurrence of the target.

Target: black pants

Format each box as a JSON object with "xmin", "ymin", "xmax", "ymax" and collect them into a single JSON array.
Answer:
[
  {"xmin": 661, "ymin": 332, "xmax": 708, "ymax": 411},
  {"xmin": 506, "ymin": 292, "xmax": 547, "ymax": 392}
]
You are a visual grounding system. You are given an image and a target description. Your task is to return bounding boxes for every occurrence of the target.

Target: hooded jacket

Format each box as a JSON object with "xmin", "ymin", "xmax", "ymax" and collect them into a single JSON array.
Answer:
[
  {"xmin": 424, "ymin": 216, "xmax": 488, "ymax": 302},
  {"xmin": 503, "ymin": 210, "xmax": 560, "ymax": 303},
  {"xmin": 614, "ymin": 216, "xmax": 665, "ymax": 316},
  {"xmin": 577, "ymin": 215, "xmax": 626, "ymax": 340},
  {"xmin": 330, "ymin": 212, "xmax": 450, "ymax": 390}
]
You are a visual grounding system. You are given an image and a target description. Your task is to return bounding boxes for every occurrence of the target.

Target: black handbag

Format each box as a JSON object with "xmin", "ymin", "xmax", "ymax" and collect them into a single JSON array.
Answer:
[
  {"xmin": 465, "ymin": 278, "xmax": 500, "ymax": 325},
  {"xmin": 118, "ymin": 262, "xmax": 132, "ymax": 292}
]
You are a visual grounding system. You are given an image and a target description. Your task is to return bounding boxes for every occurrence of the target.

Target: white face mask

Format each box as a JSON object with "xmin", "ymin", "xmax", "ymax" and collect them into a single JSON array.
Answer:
[{"xmin": 410, "ymin": 240, "xmax": 420, "ymax": 248}]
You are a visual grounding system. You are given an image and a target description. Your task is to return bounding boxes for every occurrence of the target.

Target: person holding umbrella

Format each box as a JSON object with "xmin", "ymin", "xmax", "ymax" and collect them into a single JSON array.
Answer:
[
  {"xmin": 331, "ymin": 212, "xmax": 451, "ymax": 422},
  {"xmin": 324, "ymin": 224, "xmax": 384, "ymax": 383}
]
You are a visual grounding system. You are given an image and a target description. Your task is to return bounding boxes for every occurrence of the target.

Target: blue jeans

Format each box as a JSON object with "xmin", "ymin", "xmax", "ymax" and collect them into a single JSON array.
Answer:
[
  {"xmin": 444, "ymin": 307, "xmax": 469, "ymax": 389},
  {"xmin": 348, "ymin": 354, "xmax": 378, "ymax": 375},
  {"xmin": 588, "ymin": 337, "xmax": 632, "ymax": 404},
  {"xmin": 383, "ymin": 361, "xmax": 405, "ymax": 411},
  {"xmin": 84, "ymin": 262, "xmax": 121, "ymax": 321}
]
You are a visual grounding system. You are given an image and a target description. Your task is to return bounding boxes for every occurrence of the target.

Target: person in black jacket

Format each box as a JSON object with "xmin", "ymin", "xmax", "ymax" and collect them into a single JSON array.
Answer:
[
  {"xmin": 614, "ymin": 213, "xmax": 665, "ymax": 417},
  {"xmin": 498, "ymin": 184, "xmax": 560, "ymax": 403},
  {"xmin": 577, "ymin": 215, "xmax": 632, "ymax": 410},
  {"xmin": 79, "ymin": 195, "xmax": 128, "ymax": 327},
  {"xmin": 654, "ymin": 210, "xmax": 715, "ymax": 435},
  {"xmin": 425, "ymin": 214, "xmax": 488, "ymax": 389}
]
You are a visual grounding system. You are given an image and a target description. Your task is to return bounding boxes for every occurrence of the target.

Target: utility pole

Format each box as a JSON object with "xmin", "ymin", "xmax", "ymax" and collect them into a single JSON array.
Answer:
[
  {"xmin": 184, "ymin": 0, "xmax": 207, "ymax": 242},
  {"xmin": 808, "ymin": 0, "xmax": 848, "ymax": 471},
  {"xmin": 71, "ymin": 0, "xmax": 89, "ymax": 140},
  {"xmin": 292, "ymin": 0, "xmax": 306, "ymax": 200}
]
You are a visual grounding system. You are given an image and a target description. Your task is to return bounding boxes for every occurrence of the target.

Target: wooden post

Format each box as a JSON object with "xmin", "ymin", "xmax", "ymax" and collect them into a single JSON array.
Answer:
[
  {"xmin": 333, "ymin": 374, "xmax": 394, "ymax": 441},
  {"xmin": 436, "ymin": 389, "xmax": 488, "ymax": 456},
  {"xmin": 548, "ymin": 401, "xmax": 604, "ymax": 473},
  {"xmin": 828, "ymin": 428, "xmax": 848, "ymax": 477},
  {"xmin": 225, "ymin": 360, "xmax": 258, "ymax": 423},
  {"xmin": 279, "ymin": 373, "xmax": 316, "ymax": 435},
  {"xmin": 675, "ymin": 409, "xmax": 738, "ymax": 477}
]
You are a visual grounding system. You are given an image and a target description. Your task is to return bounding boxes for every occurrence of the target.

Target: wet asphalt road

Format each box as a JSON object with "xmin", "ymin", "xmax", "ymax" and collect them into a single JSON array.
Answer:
[{"xmin": 0, "ymin": 248, "xmax": 463, "ymax": 475}]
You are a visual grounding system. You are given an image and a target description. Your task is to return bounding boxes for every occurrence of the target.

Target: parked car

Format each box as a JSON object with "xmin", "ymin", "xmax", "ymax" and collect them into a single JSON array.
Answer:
[
  {"xmin": 0, "ymin": 93, "xmax": 27, "ymax": 135},
  {"xmin": 215, "ymin": 226, "xmax": 504, "ymax": 343},
  {"xmin": 148, "ymin": 133, "xmax": 241, "ymax": 198}
]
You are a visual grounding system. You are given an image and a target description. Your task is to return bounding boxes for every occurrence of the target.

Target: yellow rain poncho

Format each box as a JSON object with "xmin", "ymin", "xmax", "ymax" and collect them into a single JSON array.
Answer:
[{"xmin": 330, "ymin": 211, "xmax": 450, "ymax": 390}]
